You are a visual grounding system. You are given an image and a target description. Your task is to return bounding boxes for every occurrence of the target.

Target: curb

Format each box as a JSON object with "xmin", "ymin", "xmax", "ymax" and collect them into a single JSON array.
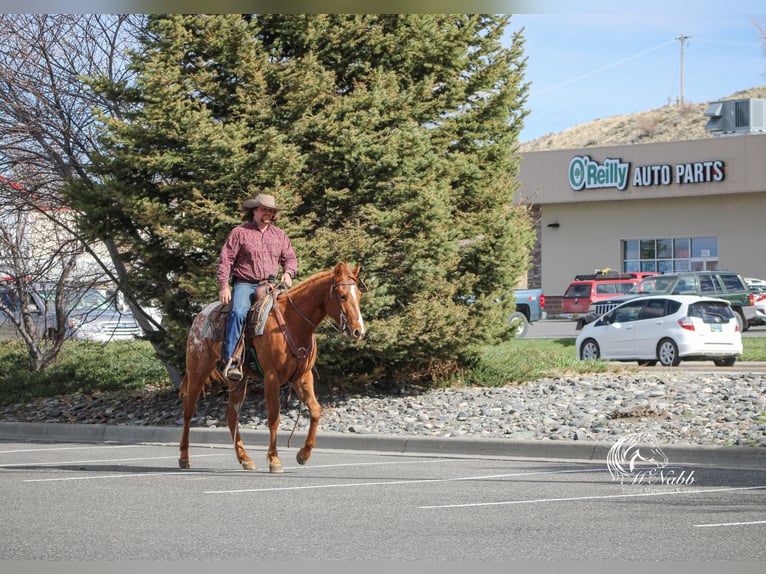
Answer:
[{"xmin": 2, "ymin": 421, "xmax": 765, "ymax": 470}]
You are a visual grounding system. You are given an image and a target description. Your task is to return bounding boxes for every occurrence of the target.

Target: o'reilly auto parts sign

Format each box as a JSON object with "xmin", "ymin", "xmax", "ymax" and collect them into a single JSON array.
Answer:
[{"xmin": 568, "ymin": 155, "xmax": 725, "ymax": 191}]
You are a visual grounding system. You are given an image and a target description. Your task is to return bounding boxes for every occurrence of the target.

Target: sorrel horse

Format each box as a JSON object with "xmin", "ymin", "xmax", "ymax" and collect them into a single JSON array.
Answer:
[{"xmin": 178, "ymin": 262, "xmax": 366, "ymax": 472}]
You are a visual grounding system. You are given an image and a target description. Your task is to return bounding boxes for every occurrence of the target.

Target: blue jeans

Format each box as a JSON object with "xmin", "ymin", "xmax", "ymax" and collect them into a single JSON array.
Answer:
[{"xmin": 223, "ymin": 281, "xmax": 259, "ymax": 362}]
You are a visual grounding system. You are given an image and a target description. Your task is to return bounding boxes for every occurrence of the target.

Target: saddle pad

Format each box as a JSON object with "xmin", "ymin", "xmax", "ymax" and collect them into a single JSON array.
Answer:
[{"xmin": 201, "ymin": 301, "xmax": 229, "ymax": 340}]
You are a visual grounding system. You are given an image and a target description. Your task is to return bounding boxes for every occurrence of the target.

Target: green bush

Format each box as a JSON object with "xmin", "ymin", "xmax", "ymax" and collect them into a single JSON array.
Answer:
[
  {"xmin": 466, "ymin": 338, "xmax": 612, "ymax": 387},
  {"xmin": 0, "ymin": 340, "xmax": 171, "ymax": 406}
]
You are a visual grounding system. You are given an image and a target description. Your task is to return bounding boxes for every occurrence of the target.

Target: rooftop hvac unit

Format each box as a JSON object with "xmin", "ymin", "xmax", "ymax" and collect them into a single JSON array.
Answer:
[{"xmin": 704, "ymin": 98, "xmax": 766, "ymax": 136}]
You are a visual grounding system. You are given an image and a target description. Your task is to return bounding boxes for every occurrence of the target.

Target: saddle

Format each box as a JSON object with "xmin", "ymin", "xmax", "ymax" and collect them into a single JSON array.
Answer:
[
  {"xmin": 201, "ymin": 284, "xmax": 280, "ymax": 379},
  {"xmin": 202, "ymin": 286, "xmax": 278, "ymax": 341}
]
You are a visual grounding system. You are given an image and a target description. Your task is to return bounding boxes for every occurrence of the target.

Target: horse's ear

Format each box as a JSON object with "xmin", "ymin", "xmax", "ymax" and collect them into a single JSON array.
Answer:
[{"xmin": 352, "ymin": 264, "xmax": 361, "ymax": 277}]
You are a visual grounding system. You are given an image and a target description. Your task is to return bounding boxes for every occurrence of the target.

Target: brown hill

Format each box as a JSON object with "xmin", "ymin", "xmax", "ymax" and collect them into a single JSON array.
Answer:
[{"xmin": 519, "ymin": 85, "xmax": 766, "ymax": 152}]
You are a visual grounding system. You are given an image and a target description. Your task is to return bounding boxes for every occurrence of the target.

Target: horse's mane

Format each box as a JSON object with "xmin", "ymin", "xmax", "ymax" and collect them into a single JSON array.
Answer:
[
  {"xmin": 288, "ymin": 269, "xmax": 331, "ymax": 297},
  {"xmin": 288, "ymin": 263, "xmax": 352, "ymax": 297}
]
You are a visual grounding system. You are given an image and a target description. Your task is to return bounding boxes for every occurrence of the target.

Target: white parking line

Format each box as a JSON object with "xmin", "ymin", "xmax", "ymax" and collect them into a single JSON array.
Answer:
[
  {"xmin": 0, "ymin": 444, "xmax": 144, "ymax": 455},
  {"xmin": 25, "ymin": 471, "xmax": 207, "ymax": 482},
  {"xmin": 204, "ymin": 467, "xmax": 604, "ymax": 494},
  {"xmin": 1, "ymin": 453, "xmax": 227, "ymax": 469},
  {"xmin": 694, "ymin": 519, "xmax": 766, "ymax": 528},
  {"xmin": 418, "ymin": 484, "xmax": 766, "ymax": 509},
  {"xmin": 11, "ymin": 453, "xmax": 460, "ymax": 482}
]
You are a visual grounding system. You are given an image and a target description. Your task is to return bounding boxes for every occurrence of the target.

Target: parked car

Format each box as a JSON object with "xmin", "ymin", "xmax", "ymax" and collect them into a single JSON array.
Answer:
[
  {"xmin": 582, "ymin": 271, "xmax": 754, "ymax": 331},
  {"xmin": 64, "ymin": 288, "xmax": 145, "ymax": 341},
  {"xmin": 576, "ymin": 295, "xmax": 742, "ymax": 367},
  {"xmin": 562, "ymin": 272, "xmax": 644, "ymax": 327},
  {"xmin": 748, "ymin": 290, "xmax": 766, "ymax": 327},
  {"xmin": 509, "ymin": 288, "xmax": 546, "ymax": 338},
  {"xmin": 0, "ymin": 284, "xmax": 143, "ymax": 342},
  {"xmin": 0, "ymin": 287, "xmax": 55, "ymax": 341},
  {"xmin": 745, "ymin": 277, "xmax": 766, "ymax": 288}
]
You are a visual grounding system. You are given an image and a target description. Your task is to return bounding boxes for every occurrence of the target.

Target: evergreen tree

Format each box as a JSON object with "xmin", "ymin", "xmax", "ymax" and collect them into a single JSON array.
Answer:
[{"xmin": 78, "ymin": 14, "xmax": 534, "ymax": 386}]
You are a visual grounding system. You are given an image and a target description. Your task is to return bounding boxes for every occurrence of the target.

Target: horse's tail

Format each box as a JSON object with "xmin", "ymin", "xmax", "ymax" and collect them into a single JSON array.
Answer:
[{"xmin": 178, "ymin": 374, "xmax": 189, "ymax": 399}]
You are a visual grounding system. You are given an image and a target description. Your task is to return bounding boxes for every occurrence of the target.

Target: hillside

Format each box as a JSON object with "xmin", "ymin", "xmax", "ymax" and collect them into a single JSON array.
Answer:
[{"xmin": 519, "ymin": 85, "xmax": 766, "ymax": 152}]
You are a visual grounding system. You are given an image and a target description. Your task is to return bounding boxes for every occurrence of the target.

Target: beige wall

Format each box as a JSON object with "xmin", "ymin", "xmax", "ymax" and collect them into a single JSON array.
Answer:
[
  {"xmin": 539, "ymin": 194, "xmax": 766, "ymax": 297},
  {"xmin": 518, "ymin": 133, "xmax": 766, "ymax": 297}
]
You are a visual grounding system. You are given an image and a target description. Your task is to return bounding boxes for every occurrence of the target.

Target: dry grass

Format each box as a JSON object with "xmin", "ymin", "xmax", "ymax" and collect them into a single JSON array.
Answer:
[{"xmin": 520, "ymin": 86, "xmax": 766, "ymax": 151}]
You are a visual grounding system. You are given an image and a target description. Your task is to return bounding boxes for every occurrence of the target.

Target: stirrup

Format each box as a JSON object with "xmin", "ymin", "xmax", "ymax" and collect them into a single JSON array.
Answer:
[{"xmin": 222, "ymin": 357, "xmax": 243, "ymax": 381}]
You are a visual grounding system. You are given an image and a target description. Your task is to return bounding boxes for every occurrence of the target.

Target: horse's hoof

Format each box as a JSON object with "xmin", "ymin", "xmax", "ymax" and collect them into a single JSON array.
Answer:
[
  {"xmin": 297, "ymin": 453, "xmax": 310, "ymax": 465},
  {"xmin": 179, "ymin": 458, "xmax": 191, "ymax": 469},
  {"xmin": 269, "ymin": 463, "xmax": 284, "ymax": 474},
  {"xmin": 240, "ymin": 460, "xmax": 257, "ymax": 471}
]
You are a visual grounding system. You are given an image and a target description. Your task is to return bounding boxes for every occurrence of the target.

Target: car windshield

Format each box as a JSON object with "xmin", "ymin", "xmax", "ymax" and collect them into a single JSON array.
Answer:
[
  {"xmin": 66, "ymin": 289, "xmax": 114, "ymax": 314},
  {"xmin": 632, "ymin": 276, "xmax": 677, "ymax": 294}
]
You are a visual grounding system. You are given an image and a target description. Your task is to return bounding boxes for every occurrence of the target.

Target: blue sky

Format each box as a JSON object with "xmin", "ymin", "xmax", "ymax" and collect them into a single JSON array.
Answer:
[
  {"xmin": 2, "ymin": 0, "xmax": 762, "ymax": 144},
  {"xmin": 508, "ymin": 2, "xmax": 766, "ymax": 142}
]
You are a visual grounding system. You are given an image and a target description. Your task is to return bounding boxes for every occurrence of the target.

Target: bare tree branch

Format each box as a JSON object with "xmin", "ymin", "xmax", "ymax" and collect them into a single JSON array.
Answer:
[{"xmin": 0, "ymin": 15, "xmax": 180, "ymax": 382}]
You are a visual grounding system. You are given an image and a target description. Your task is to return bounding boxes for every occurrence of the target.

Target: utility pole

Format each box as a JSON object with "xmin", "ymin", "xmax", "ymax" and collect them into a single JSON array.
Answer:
[{"xmin": 676, "ymin": 34, "xmax": 690, "ymax": 106}]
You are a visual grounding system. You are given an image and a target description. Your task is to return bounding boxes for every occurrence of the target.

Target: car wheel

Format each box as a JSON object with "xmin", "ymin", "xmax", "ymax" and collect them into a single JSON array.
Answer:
[
  {"xmin": 734, "ymin": 309, "xmax": 747, "ymax": 332},
  {"xmin": 714, "ymin": 357, "xmax": 736, "ymax": 367},
  {"xmin": 637, "ymin": 360, "xmax": 657, "ymax": 366},
  {"xmin": 657, "ymin": 338, "xmax": 681, "ymax": 367},
  {"xmin": 508, "ymin": 311, "xmax": 529, "ymax": 338},
  {"xmin": 580, "ymin": 339, "xmax": 600, "ymax": 361}
]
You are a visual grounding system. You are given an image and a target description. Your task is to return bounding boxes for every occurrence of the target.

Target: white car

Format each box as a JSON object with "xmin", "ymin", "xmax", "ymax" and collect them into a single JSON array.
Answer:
[
  {"xmin": 750, "ymin": 291, "xmax": 766, "ymax": 327},
  {"xmin": 745, "ymin": 277, "xmax": 766, "ymax": 288},
  {"xmin": 576, "ymin": 295, "xmax": 742, "ymax": 367}
]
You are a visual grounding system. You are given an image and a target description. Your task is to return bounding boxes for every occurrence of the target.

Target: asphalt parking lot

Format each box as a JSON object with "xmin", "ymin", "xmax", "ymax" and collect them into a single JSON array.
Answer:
[
  {"xmin": 2, "ymin": 317, "xmax": 764, "ymax": 563},
  {"xmin": 1, "ymin": 428, "xmax": 765, "ymax": 562}
]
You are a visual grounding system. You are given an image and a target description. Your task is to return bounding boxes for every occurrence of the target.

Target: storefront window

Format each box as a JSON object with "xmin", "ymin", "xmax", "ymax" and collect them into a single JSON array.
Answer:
[
  {"xmin": 622, "ymin": 237, "xmax": 718, "ymax": 274},
  {"xmin": 658, "ymin": 260, "xmax": 674, "ymax": 273},
  {"xmin": 656, "ymin": 239, "xmax": 673, "ymax": 258},
  {"xmin": 640, "ymin": 239, "xmax": 656, "ymax": 259},
  {"xmin": 623, "ymin": 240, "xmax": 639, "ymax": 260},
  {"xmin": 674, "ymin": 238, "xmax": 690, "ymax": 258},
  {"xmin": 691, "ymin": 236, "xmax": 718, "ymax": 259}
]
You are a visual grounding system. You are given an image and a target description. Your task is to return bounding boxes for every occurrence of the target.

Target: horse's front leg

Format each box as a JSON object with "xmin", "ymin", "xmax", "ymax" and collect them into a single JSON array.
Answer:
[
  {"xmin": 292, "ymin": 371, "xmax": 322, "ymax": 466},
  {"xmin": 264, "ymin": 373, "xmax": 283, "ymax": 473},
  {"xmin": 179, "ymin": 374, "xmax": 202, "ymax": 469},
  {"xmin": 226, "ymin": 378, "xmax": 256, "ymax": 470}
]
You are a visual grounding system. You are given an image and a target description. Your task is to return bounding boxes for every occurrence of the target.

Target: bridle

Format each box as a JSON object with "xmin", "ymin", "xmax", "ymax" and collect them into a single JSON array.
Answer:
[
  {"xmin": 285, "ymin": 276, "xmax": 361, "ymax": 335},
  {"xmin": 327, "ymin": 279, "xmax": 359, "ymax": 336}
]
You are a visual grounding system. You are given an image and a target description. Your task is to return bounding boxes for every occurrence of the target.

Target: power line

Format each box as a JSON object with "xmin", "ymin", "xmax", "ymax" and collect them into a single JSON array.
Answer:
[{"xmin": 531, "ymin": 39, "xmax": 676, "ymax": 97}]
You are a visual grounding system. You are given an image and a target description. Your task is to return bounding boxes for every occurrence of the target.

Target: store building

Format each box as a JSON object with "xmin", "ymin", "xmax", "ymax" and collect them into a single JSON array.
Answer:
[{"xmin": 516, "ymin": 98, "xmax": 766, "ymax": 315}]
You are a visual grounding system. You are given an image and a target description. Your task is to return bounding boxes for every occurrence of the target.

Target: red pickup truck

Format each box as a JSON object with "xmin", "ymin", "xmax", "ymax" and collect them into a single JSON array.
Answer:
[{"xmin": 562, "ymin": 272, "xmax": 654, "ymax": 327}]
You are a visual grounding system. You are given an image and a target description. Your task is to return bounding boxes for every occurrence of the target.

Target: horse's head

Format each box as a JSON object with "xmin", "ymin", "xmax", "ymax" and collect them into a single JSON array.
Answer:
[{"xmin": 328, "ymin": 262, "xmax": 366, "ymax": 341}]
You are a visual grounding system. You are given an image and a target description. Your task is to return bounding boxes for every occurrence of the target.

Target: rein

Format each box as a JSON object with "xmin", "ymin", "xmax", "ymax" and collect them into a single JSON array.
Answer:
[
  {"xmin": 269, "ymin": 288, "xmax": 315, "ymax": 362},
  {"xmin": 285, "ymin": 278, "xmax": 359, "ymax": 335}
]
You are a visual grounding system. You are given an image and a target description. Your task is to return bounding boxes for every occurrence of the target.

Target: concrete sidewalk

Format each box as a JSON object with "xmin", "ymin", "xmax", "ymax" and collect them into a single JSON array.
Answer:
[{"xmin": 2, "ymin": 420, "xmax": 765, "ymax": 470}]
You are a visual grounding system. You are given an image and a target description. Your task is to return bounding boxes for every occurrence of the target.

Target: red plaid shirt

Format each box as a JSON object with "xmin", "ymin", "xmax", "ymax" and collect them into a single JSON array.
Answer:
[{"xmin": 217, "ymin": 222, "xmax": 298, "ymax": 288}]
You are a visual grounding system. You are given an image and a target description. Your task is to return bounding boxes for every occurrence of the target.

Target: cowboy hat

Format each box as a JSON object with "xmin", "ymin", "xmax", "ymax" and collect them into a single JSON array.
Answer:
[{"xmin": 241, "ymin": 194, "xmax": 282, "ymax": 211}]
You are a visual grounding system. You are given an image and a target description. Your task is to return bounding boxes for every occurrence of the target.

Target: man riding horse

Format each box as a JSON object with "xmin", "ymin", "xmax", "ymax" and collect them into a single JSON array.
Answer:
[{"xmin": 217, "ymin": 193, "xmax": 298, "ymax": 381}]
